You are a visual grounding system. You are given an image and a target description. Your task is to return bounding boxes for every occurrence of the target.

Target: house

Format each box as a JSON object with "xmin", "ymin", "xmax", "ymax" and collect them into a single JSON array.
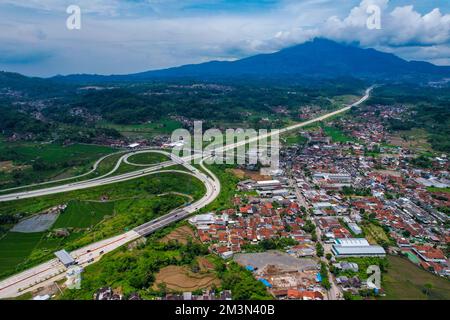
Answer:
[
  {"xmin": 333, "ymin": 261, "xmax": 359, "ymax": 272},
  {"xmin": 412, "ymin": 245, "xmax": 447, "ymax": 263},
  {"xmin": 286, "ymin": 289, "xmax": 323, "ymax": 300},
  {"xmin": 188, "ymin": 213, "xmax": 215, "ymax": 225}
]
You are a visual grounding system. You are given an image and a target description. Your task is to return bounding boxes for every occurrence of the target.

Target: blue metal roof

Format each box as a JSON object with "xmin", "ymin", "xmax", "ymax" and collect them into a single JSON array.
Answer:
[
  {"xmin": 316, "ymin": 272, "xmax": 322, "ymax": 282},
  {"xmin": 258, "ymin": 278, "xmax": 272, "ymax": 288},
  {"xmin": 245, "ymin": 265, "xmax": 255, "ymax": 272}
]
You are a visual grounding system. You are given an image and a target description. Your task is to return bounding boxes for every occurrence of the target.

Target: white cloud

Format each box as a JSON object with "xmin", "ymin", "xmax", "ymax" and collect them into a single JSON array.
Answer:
[
  {"xmin": 0, "ymin": 0, "xmax": 449, "ymax": 76},
  {"xmin": 1, "ymin": 0, "xmax": 121, "ymax": 16},
  {"xmin": 320, "ymin": 0, "xmax": 450, "ymax": 47}
]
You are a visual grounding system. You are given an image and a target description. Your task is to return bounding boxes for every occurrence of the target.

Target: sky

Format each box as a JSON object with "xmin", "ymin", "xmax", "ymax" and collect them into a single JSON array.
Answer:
[{"xmin": 0, "ymin": 0, "xmax": 449, "ymax": 77}]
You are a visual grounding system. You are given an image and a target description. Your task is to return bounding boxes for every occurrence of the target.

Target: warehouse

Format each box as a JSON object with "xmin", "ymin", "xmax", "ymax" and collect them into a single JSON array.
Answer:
[{"xmin": 332, "ymin": 238, "xmax": 386, "ymax": 258}]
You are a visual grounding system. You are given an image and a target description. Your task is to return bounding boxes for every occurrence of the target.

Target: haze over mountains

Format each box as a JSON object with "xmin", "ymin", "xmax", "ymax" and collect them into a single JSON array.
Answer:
[
  {"xmin": 5, "ymin": 39, "xmax": 450, "ymax": 84},
  {"xmin": 51, "ymin": 39, "xmax": 449, "ymax": 84}
]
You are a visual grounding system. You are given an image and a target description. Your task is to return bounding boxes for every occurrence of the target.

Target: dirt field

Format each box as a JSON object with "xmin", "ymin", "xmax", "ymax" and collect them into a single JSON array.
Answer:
[
  {"xmin": 160, "ymin": 225, "xmax": 198, "ymax": 245},
  {"xmin": 0, "ymin": 161, "xmax": 30, "ymax": 173},
  {"xmin": 153, "ymin": 265, "xmax": 220, "ymax": 292},
  {"xmin": 230, "ymin": 169, "xmax": 271, "ymax": 181}
]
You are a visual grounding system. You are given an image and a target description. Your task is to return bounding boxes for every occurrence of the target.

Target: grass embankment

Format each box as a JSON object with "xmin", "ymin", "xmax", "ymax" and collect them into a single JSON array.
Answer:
[
  {"xmin": 126, "ymin": 153, "xmax": 170, "ymax": 165},
  {"xmin": 427, "ymin": 187, "xmax": 450, "ymax": 194},
  {"xmin": 381, "ymin": 255, "xmax": 450, "ymax": 300},
  {"xmin": 201, "ymin": 164, "xmax": 240, "ymax": 212}
]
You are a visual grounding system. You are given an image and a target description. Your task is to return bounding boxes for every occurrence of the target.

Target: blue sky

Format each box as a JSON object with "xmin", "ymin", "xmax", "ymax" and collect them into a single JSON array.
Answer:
[{"xmin": 0, "ymin": 0, "xmax": 449, "ymax": 77}]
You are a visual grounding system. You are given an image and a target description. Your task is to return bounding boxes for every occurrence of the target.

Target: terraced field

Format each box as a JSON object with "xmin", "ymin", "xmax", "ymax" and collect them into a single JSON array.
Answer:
[{"xmin": 153, "ymin": 265, "xmax": 220, "ymax": 292}]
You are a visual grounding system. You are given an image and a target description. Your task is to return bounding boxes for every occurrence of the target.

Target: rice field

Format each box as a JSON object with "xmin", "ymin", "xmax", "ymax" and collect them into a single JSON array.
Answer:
[
  {"xmin": 0, "ymin": 232, "xmax": 44, "ymax": 274},
  {"xmin": 52, "ymin": 200, "xmax": 114, "ymax": 229}
]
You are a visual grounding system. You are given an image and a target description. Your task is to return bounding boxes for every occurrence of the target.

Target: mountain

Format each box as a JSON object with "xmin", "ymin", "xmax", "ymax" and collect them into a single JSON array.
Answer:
[
  {"xmin": 0, "ymin": 71, "xmax": 72, "ymax": 97},
  {"xmin": 54, "ymin": 38, "xmax": 450, "ymax": 83}
]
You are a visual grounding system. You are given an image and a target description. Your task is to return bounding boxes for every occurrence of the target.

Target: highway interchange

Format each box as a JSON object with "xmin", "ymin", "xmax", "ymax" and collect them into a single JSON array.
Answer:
[{"xmin": 0, "ymin": 87, "xmax": 372, "ymax": 298}]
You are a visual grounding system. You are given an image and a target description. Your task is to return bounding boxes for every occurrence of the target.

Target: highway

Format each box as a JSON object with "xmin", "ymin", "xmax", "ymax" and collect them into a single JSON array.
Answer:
[
  {"xmin": 0, "ymin": 150, "xmax": 130, "ymax": 194},
  {"xmin": 0, "ymin": 87, "xmax": 371, "ymax": 298},
  {"xmin": 0, "ymin": 156, "xmax": 220, "ymax": 299},
  {"xmin": 0, "ymin": 87, "xmax": 372, "ymax": 203}
]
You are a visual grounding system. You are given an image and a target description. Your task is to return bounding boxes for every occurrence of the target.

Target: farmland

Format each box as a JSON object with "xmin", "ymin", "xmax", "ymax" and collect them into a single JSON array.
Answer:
[
  {"xmin": 0, "ymin": 139, "xmax": 117, "ymax": 189},
  {"xmin": 0, "ymin": 232, "xmax": 44, "ymax": 274},
  {"xmin": 322, "ymin": 125, "xmax": 356, "ymax": 143},
  {"xmin": 153, "ymin": 265, "xmax": 220, "ymax": 292},
  {"xmin": 99, "ymin": 118, "xmax": 182, "ymax": 140},
  {"xmin": 362, "ymin": 223, "xmax": 392, "ymax": 246},
  {"xmin": 52, "ymin": 200, "xmax": 115, "ymax": 229}
]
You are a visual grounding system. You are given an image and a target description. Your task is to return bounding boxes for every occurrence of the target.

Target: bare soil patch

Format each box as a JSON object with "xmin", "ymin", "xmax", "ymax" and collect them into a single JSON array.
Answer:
[
  {"xmin": 230, "ymin": 169, "xmax": 271, "ymax": 181},
  {"xmin": 0, "ymin": 161, "xmax": 30, "ymax": 173}
]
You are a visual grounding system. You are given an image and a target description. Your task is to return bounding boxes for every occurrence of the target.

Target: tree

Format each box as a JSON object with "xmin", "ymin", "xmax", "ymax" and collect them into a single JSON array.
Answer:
[
  {"xmin": 422, "ymin": 283, "xmax": 433, "ymax": 296},
  {"xmin": 157, "ymin": 282, "xmax": 168, "ymax": 297},
  {"xmin": 316, "ymin": 242, "xmax": 324, "ymax": 257}
]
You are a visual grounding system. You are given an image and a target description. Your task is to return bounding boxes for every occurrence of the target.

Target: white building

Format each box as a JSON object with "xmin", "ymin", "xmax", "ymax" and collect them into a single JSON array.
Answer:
[
  {"xmin": 254, "ymin": 180, "xmax": 282, "ymax": 190},
  {"xmin": 188, "ymin": 213, "xmax": 228, "ymax": 230},
  {"xmin": 347, "ymin": 222, "xmax": 362, "ymax": 235},
  {"xmin": 332, "ymin": 238, "xmax": 386, "ymax": 258}
]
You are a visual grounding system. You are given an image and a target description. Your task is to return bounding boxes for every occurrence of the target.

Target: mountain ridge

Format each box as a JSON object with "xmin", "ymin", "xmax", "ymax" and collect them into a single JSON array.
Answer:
[{"xmin": 7, "ymin": 38, "xmax": 450, "ymax": 83}]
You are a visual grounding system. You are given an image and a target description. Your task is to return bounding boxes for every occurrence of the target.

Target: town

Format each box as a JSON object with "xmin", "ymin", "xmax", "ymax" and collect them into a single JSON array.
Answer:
[{"xmin": 184, "ymin": 102, "xmax": 449, "ymax": 300}]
